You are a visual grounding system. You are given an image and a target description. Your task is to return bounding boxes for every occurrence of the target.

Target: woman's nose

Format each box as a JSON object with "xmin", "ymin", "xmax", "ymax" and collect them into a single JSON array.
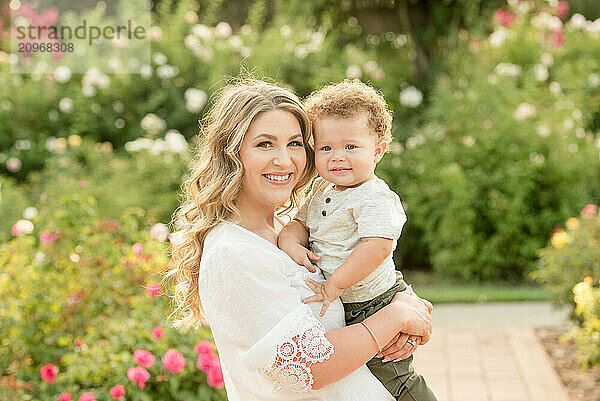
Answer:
[{"xmin": 273, "ymin": 147, "xmax": 292, "ymax": 166}]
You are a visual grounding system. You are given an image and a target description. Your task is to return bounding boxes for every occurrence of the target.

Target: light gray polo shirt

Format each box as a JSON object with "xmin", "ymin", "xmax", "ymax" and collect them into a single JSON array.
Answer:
[{"xmin": 296, "ymin": 176, "xmax": 407, "ymax": 302}]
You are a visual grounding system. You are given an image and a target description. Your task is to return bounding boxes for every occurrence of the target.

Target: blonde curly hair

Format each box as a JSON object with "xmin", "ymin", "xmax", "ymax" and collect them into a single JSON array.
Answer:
[
  {"xmin": 161, "ymin": 79, "xmax": 316, "ymax": 329},
  {"xmin": 304, "ymin": 79, "xmax": 393, "ymax": 145}
]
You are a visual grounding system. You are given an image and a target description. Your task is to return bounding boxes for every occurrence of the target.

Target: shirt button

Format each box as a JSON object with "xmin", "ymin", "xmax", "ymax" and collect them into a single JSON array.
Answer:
[
  {"xmin": 322, "ymin": 210, "xmax": 327, "ymax": 217},
  {"xmin": 325, "ymin": 197, "xmax": 331, "ymax": 203}
]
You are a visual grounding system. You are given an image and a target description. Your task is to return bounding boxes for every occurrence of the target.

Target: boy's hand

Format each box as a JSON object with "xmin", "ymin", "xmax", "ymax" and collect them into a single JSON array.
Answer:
[
  {"xmin": 303, "ymin": 278, "xmax": 344, "ymax": 317},
  {"xmin": 280, "ymin": 243, "xmax": 320, "ymax": 273}
]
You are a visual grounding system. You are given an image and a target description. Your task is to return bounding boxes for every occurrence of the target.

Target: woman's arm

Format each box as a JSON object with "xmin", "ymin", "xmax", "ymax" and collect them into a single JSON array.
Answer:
[{"xmin": 311, "ymin": 291, "xmax": 432, "ymax": 389}]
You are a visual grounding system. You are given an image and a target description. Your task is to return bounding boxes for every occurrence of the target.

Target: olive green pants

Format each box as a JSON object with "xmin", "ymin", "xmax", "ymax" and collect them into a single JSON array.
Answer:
[{"xmin": 344, "ymin": 273, "xmax": 438, "ymax": 401}]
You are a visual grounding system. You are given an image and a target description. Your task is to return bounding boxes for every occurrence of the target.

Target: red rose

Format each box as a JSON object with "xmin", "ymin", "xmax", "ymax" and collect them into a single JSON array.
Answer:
[{"xmin": 40, "ymin": 363, "xmax": 59, "ymax": 384}]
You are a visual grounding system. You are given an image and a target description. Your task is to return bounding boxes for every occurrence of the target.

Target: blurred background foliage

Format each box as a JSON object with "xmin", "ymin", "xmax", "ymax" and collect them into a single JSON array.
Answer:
[{"xmin": 1, "ymin": 0, "xmax": 600, "ymax": 396}]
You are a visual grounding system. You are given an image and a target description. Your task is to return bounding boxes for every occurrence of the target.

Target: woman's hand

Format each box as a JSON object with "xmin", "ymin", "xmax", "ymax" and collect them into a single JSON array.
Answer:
[
  {"xmin": 390, "ymin": 290, "xmax": 433, "ymax": 342},
  {"xmin": 378, "ymin": 332, "xmax": 422, "ymax": 362}
]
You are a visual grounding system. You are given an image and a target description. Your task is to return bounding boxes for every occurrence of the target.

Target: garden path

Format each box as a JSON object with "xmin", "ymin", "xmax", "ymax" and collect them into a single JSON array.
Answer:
[{"xmin": 412, "ymin": 301, "xmax": 570, "ymax": 401}]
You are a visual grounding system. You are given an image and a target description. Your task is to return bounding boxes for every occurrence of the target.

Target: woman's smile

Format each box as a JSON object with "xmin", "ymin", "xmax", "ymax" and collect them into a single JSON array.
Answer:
[{"xmin": 263, "ymin": 172, "xmax": 293, "ymax": 184}]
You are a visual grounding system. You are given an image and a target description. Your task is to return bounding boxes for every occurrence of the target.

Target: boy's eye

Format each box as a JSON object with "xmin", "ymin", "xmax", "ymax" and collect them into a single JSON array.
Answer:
[
  {"xmin": 320, "ymin": 146, "xmax": 331, "ymax": 151},
  {"xmin": 257, "ymin": 141, "xmax": 272, "ymax": 148},
  {"xmin": 289, "ymin": 140, "xmax": 304, "ymax": 147},
  {"xmin": 346, "ymin": 144, "xmax": 356, "ymax": 150}
]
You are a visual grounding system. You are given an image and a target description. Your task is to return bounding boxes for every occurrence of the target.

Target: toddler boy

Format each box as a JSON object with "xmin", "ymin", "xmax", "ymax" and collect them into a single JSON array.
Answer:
[{"xmin": 278, "ymin": 80, "xmax": 437, "ymax": 401}]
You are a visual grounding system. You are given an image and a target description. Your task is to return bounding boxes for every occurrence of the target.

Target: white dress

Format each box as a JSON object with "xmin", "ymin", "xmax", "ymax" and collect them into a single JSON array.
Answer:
[{"xmin": 199, "ymin": 222, "xmax": 395, "ymax": 401}]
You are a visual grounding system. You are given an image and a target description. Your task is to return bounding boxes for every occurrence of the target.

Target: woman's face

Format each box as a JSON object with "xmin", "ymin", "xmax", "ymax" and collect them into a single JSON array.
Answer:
[{"xmin": 238, "ymin": 109, "xmax": 307, "ymax": 212}]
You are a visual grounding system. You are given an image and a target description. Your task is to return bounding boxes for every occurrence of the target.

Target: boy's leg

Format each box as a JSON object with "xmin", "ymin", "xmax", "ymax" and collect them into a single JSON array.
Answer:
[
  {"xmin": 366, "ymin": 355, "xmax": 437, "ymax": 401},
  {"xmin": 344, "ymin": 272, "xmax": 437, "ymax": 401}
]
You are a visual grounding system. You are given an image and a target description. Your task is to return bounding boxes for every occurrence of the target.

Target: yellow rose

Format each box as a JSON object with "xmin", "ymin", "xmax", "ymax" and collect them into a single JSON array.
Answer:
[
  {"xmin": 551, "ymin": 231, "xmax": 570, "ymax": 248},
  {"xmin": 566, "ymin": 217, "xmax": 579, "ymax": 230},
  {"xmin": 68, "ymin": 134, "xmax": 82, "ymax": 147}
]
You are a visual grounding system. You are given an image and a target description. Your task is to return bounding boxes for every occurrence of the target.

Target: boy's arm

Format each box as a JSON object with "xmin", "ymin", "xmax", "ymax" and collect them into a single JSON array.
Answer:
[
  {"xmin": 277, "ymin": 219, "xmax": 320, "ymax": 272},
  {"xmin": 278, "ymin": 219, "xmax": 310, "ymax": 248},
  {"xmin": 330, "ymin": 237, "xmax": 393, "ymax": 289},
  {"xmin": 304, "ymin": 237, "xmax": 393, "ymax": 316}
]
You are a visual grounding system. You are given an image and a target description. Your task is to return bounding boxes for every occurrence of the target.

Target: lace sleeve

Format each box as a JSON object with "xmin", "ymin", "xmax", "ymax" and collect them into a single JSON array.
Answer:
[{"xmin": 241, "ymin": 304, "xmax": 334, "ymax": 393}]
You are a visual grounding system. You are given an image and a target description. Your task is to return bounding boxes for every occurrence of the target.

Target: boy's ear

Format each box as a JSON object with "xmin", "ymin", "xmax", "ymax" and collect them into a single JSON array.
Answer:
[{"xmin": 374, "ymin": 141, "xmax": 387, "ymax": 162}]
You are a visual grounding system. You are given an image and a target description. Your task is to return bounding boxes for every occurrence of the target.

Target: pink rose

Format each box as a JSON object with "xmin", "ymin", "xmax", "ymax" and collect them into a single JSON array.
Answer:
[
  {"xmin": 206, "ymin": 364, "xmax": 224, "ymax": 389},
  {"xmin": 40, "ymin": 231, "xmax": 60, "ymax": 245},
  {"xmin": 556, "ymin": 1, "xmax": 569, "ymax": 20},
  {"xmin": 552, "ymin": 30, "xmax": 565, "ymax": 47},
  {"xmin": 58, "ymin": 393, "xmax": 72, "ymax": 401},
  {"xmin": 78, "ymin": 393, "xmax": 95, "ymax": 401},
  {"xmin": 78, "ymin": 180, "xmax": 86, "ymax": 187},
  {"xmin": 194, "ymin": 341, "xmax": 214, "ymax": 355},
  {"xmin": 162, "ymin": 349, "xmax": 186, "ymax": 374},
  {"xmin": 146, "ymin": 282, "xmax": 162, "ymax": 296},
  {"xmin": 11, "ymin": 224, "xmax": 20, "ymax": 236},
  {"xmin": 493, "ymin": 9, "xmax": 515, "ymax": 27},
  {"xmin": 581, "ymin": 204, "xmax": 597, "ymax": 218},
  {"xmin": 127, "ymin": 366, "xmax": 151, "ymax": 389},
  {"xmin": 196, "ymin": 352, "xmax": 219, "ymax": 372},
  {"xmin": 132, "ymin": 242, "xmax": 144, "ymax": 255},
  {"xmin": 40, "ymin": 363, "xmax": 59, "ymax": 384},
  {"xmin": 152, "ymin": 326, "xmax": 164, "ymax": 339},
  {"xmin": 109, "ymin": 384, "xmax": 125, "ymax": 400},
  {"xmin": 134, "ymin": 350, "xmax": 156, "ymax": 368}
]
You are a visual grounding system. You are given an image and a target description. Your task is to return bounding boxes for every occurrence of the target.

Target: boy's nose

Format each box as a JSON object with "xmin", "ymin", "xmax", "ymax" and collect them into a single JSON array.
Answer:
[{"xmin": 332, "ymin": 152, "xmax": 345, "ymax": 161}]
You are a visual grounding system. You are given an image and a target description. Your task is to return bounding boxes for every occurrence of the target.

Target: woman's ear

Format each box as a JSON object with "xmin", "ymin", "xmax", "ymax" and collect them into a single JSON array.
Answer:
[{"xmin": 374, "ymin": 141, "xmax": 387, "ymax": 163}]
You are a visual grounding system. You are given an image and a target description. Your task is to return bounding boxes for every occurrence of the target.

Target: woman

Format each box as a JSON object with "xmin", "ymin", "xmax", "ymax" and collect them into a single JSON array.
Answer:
[{"xmin": 164, "ymin": 80, "xmax": 433, "ymax": 400}]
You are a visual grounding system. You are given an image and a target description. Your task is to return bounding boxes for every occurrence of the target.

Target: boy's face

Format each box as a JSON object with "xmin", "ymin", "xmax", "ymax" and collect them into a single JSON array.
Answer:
[{"xmin": 313, "ymin": 112, "xmax": 386, "ymax": 190}]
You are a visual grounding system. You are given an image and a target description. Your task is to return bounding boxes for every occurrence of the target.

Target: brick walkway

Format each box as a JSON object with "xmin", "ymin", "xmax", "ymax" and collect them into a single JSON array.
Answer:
[{"xmin": 412, "ymin": 302, "xmax": 570, "ymax": 401}]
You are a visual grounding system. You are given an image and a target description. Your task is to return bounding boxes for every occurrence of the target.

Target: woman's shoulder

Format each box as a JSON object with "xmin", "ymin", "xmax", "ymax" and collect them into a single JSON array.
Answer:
[{"xmin": 202, "ymin": 222, "xmax": 280, "ymax": 268}]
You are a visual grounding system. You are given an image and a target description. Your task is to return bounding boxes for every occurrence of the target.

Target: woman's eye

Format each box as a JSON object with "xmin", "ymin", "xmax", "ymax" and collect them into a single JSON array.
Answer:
[
  {"xmin": 257, "ymin": 141, "xmax": 272, "ymax": 148},
  {"xmin": 320, "ymin": 146, "xmax": 331, "ymax": 151},
  {"xmin": 289, "ymin": 140, "xmax": 304, "ymax": 147},
  {"xmin": 346, "ymin": 144, "xmax": 356, "ymax": 150}
]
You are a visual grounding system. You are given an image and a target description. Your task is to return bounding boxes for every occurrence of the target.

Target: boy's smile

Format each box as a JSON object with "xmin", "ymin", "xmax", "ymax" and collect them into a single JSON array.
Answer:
[{"xmin": 314, "ymin": 112, "xmax": 386, "ymax": 190}]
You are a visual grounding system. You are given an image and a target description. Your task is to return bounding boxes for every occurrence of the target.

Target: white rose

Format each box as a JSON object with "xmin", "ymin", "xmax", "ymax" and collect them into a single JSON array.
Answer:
[
  {"xmin": 184, "ymin": 88, "xmax": 207, "ymax": 113},
  {"xmin": 513, "ymin": 102, "xmax": 536, "ymax": 120},
  {"xmin": 150, "ymin": 223, "xmax": 170, "ymax": 242},
  {"xmin": 58, "ymin": 97, "xmax": 73, "ymax": 113},
  {"xmin": 165, "ymin": 130, "xmax": 189, "ymax": 153},
  {"xmin": 140, "ymin": 113, "xmax": 167, "ymax": 136},
  {"xmin": 192, "ymin": 24, "xmax": 212, "ymax": 40},
  {"xmin": 214, "ymin": 21, "xmax": 233, "ymax": 39},
  {"xmin": 399, "ymin": 86, "xmax": 423, "ymax": 108},
  {"xmin": 54, "ymin": 66, "xmax": 72, "ymax": 83},
  {"xmin": 345, "ymin": 64, "xmax": 362, "ymax": 79},
  {"xmin": 533, "ymin": 64, "xmax": 548, "ymax": 82},
  {"xmin": 494, "ymin": 63, "xmax": 522, "ymax": 77},
  {"xmin": 15, "ymin": 219, "xmax": 34, "ymax": 235},
  {"xmin": 23, "ymin": 207, "xmax": 38, "ymax": 220}
]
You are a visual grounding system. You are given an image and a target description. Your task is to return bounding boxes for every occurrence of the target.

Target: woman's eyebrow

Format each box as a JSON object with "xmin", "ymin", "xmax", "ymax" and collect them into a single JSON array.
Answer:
[{"xmin": 252, "ymin": 133, "xmax": 303, "ymax": 141}]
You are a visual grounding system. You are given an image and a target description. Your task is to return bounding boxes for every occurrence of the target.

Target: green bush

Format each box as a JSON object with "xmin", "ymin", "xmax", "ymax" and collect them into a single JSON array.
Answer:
[
  {"xmin": 0, "ymin": 135, "xmax": 188, "ymax": 242},
  {"xmin": 379, "ymin": 2, "xmax": 600, "ymax": 280},
  {"xmin": 0, "ymin": 195, "xmax": 225, "ymax": 401}
]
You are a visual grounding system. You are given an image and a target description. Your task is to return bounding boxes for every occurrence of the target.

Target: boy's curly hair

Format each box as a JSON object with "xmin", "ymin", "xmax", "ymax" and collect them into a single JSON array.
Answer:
[{"xmin": 304, "ymin": 79, "xmax": 393, "ymax": 145}]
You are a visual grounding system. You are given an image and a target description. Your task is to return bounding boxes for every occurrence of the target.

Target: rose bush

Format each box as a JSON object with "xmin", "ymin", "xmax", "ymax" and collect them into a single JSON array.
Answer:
[
  {"xmin": 533, "ymin": 204, "xmax": 600, "ymax": 367},
  {"xmin": 0, "ymin": 195, "xmax": 225, "ymax": 400}
]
